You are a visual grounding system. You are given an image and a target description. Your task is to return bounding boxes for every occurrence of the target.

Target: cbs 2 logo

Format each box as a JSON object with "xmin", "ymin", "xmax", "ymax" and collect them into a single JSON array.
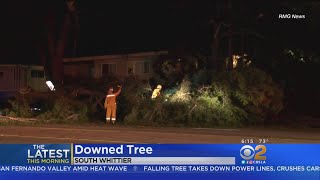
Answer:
[{"xmin": 240, "ymin": 145, "xmax": 267, "ymax": 160}]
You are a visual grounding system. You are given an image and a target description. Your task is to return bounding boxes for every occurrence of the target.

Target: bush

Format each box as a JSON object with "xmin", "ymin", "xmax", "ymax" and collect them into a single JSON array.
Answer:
[
  {"xmin": 5, "ymin": 98, "xmax": 33, "ymax": 118},
  {"xmin": 1, "ymin": 65, "xmax": 283, "ymax": 128},
  {"xmin": 37, "ymin": 97, "xmax": 89, "ymax": 123},
  {"xmin": 190, "ymin": 88, "xmax": 247, "ymax": 127},
  {"xmin": 168, "ymin": 79, "xmax": 192, "ymax": 103},
  {"xmin": 229, "ymin": 67, "xmax": 284, "ymax": 122},
  {"xmin": 117, "ymin": 78, "xmax": 153, "ymax": 122},
  {"xmin": 191, "ymin": 69, "xmax": 212, "ymax": 87},
  {"xmin": 123, "ymin": 66, "xmax": 284, "ymax": 128},
  {"xmin": 123, "ymin": 79, "xmax": 190, "ymax": 126}
]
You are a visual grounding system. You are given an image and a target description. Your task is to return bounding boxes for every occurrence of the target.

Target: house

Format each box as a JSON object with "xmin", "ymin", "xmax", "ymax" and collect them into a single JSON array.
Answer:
[
  {"xmin": 0, "ymin": 64, "xmax": 48, "ymax": 99},
  {"xmin": 63, "ymin": 51, "xmax": 168, "ymax": 81}
]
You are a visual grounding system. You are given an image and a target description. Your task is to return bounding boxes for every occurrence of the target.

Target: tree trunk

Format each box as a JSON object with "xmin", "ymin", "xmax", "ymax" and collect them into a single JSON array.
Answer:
[
  {"xmin": 52, "ymin": 12, "xmax": 71, "ymax": 86},
  {"xmin": 211, "ymin": 22, "xmax": 219, "ymax": 70},
  {"xmin": 41, "ymin": 2, "xmax": 73, "ymax": 88},
  {"xmin": 226, "ymin": 0, "xmax": 234, "ymax": 71}
]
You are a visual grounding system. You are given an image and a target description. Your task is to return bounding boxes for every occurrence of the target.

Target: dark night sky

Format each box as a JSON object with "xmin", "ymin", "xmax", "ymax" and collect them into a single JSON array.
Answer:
[{"xmin": 0, "ymin": 0, "xmax": 319, "ymax": 64}]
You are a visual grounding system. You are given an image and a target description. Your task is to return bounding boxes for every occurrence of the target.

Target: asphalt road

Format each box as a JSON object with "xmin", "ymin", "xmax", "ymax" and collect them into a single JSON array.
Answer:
[{"xmin": 0, "ymin": 125, "xmax": 319, "ymax": 144}]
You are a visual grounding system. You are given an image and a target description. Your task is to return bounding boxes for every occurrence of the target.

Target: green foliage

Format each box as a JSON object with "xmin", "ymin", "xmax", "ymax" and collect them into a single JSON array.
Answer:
[
  {"xmin": 209, "ymin": 67, "xmax": 284, "ymax": 123},
  {"xmin": 191, "ymin": 69, "xmax": 211, "ymax": 86},
  {"xmin": 169, "ymin": 79, "xmax": 192, "ymax": 103},
  {"xmin": 231, "ymin": 68, "xmax": 284, "ymax": 121},
  {"xmin": 2, "ymin": 58, "xmax": 283, "ymax": 128},
  {"xmin": 189, "ymin": 85, "xmax": 247, "ymax": 128},
  {"xmin": 123, "ymin": 78, "xmax": 190, "ymax": 126},
  {"xmin": 37, "ymin": 97, "xmax": 89, "ymax": 123},
  {"xmin": 123, "ymin": 66, "xmax": 284, "ymax": 128},
  {"xmin": 118, "ymin": 77, "xmax": 152, "ymax": 121},
  {"xmin": 283, "ymin": 49, "xmax": 320, "ymax": 64},
  {"xmin": 6, "ymin": 98, "xmax": 33, "ymax": 118}
]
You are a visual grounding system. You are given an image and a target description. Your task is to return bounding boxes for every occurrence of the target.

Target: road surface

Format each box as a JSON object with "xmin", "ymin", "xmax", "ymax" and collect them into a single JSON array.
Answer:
[{"xmin": 0, "ymin": 124, "xmax": 319, "ymax": 143}]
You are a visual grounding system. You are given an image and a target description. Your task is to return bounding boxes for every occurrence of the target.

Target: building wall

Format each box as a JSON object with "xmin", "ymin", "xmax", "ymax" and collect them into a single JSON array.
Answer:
[
  {"xmin": 0, "ymin": 65, "xmax": 27, "ymax": 92},
  {"xmin": 94, "ymin": 56, "xmax": 125, "ymax": 78},
  {"xmin": 63, "ymin": 51, "xmax": 167, "ymax": 81},
  {"xmin": 94, "ymin": 56, "xmax": 153, "ymax": 80},
  {"xmin": 64, "ymin": 62, "xmax": 94, "ymax": 79},
  {"xmin": 125, "ymin": 55, "xmax": 154, "ymax": 80},
  {"xmin": 0, "ymin": 65, "xmax": 48, "ymax": 93}
]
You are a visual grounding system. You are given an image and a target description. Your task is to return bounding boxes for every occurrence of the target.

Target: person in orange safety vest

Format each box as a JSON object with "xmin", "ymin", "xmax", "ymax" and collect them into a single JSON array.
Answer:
[{"xmin": 104, "ymin": 85, "xmax": 122, "ymax": 124}]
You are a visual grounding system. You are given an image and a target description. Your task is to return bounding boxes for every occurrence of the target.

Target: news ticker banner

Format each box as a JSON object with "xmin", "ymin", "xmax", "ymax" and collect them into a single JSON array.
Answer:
[{"xmin": 0, "ymin": 144, "xmax": 320, "ymax": 175}]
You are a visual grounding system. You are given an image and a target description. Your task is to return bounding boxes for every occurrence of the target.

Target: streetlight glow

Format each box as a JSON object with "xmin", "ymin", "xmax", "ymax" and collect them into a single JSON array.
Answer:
[{"xmin": 46, "ymin": 81, "xmax": 55, "ymax": 91}]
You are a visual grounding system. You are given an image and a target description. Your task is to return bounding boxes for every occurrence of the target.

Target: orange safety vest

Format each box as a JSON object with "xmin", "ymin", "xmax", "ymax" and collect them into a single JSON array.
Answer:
[{"xmin": 104, "ymin": 88, "xmax": 121, "ymax": 108}]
